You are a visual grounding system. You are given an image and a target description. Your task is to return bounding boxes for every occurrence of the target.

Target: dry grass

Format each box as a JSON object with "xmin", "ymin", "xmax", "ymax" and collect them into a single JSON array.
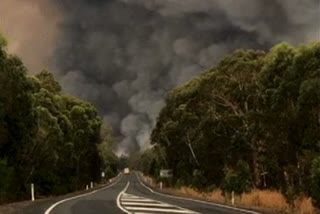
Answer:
[
  {"xmin": 294, "ymin": 197, "xmax": 315, "ymax": 214},
  {"xmin": 240, "ymin": 189, "xmax": 288, "ymax": 210},
  {"xmin": 203, "ymin": 189, "xmax": 225, "ymax": 203},
  {"xmin": 141, "ymin": 175, "xmax": 157, "ymax": 187},
  {"xmin": 140, "ymin": 175, "xmax": 318, "ymax": 214},
  {"xmin": 176, "ymin": 186, "xmax": 225, "ymax": 203},
  {"xmin": 239, "ymin": 191, "xmax": 316, "ymax": 214}
]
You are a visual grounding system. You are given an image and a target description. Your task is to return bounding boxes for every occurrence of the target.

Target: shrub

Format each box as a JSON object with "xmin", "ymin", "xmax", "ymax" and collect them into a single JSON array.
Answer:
[{"xmin": 311, "ymin": 156, "xmax": 320, "ymax": 208}]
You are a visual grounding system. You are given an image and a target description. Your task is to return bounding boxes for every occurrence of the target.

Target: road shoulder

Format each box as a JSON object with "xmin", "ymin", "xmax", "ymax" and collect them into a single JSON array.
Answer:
[
  {"xmin": 0, "ymin": 174, "xmax": 122, "ymax": 214},
  {"xmin": 136, "ymin": 172, "xmax": 282, "ymax": 214}
]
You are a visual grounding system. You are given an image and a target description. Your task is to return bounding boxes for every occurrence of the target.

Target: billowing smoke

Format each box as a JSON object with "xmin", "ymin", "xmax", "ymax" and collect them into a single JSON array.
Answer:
[
  {"xmin": 1, "ymin": 0, "xmax": 319, "ymax": 155},
  {"xmin": 0, "ymin": 0, "xmax": 62, "ymax": 73}
]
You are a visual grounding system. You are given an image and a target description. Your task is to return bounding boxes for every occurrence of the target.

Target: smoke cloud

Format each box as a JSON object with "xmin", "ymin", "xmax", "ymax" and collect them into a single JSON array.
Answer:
[
  {"xmin": 1, "ymin": 0, "xmax": 319, "ymax": 155},
  {"xmin": 0, "ymin": 0, "xmax": 62, "ymax": 73}
]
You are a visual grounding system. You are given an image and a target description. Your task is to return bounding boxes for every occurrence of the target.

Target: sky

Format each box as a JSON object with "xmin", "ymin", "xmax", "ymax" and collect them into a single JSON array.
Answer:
[{"xmin": 0, "ymin": 0, "xmax": 319, "ymax": 155}]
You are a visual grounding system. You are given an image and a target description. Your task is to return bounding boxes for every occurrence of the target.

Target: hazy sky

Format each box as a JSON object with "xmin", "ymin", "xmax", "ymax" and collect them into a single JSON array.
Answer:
[{"xmin": 0, "ymin": 0, "xmax": 319, "ymax": 155}]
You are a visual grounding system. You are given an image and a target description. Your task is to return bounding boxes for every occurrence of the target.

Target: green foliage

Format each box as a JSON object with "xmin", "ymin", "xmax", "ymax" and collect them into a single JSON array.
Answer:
[
  {"xmin": 35, "ymin": 70, "xmax": 62, "ymax": 93},
  {"xmin": 0, "ymin": 159, "xmax": 13, "ymax": 202},
  {"xmin": 0, "ymin": 39, "xmax": 36, "ymax": 201},
  {"xmin": 98, "ymin": 125, "xmax": 118, "ymax": 178},
  {"xmin": 0, "ymin": 33, "xmax": 7, "ymax": 48},
  {"xmin": 142, "ymin": 41, "xmax": 320, "ymax": 206},
  {"xmin": 311, "ymin": 157, "xmax": 320, "ymax": 208},
  {"xmin": 0, "ymin": 35, "xmax": 118, "ymax": 202},
  {"xmin": 222, "ymin": 160, "xmax": 251, "ymax": 195}
]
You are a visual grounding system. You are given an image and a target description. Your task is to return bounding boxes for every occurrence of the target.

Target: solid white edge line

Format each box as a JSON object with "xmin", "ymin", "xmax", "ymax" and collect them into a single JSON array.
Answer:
[
  {"xmin": 44, "ymin": 173, "xmax": 122, "ymax": 214},
  {"xmin": 135, "ymin": 172, "xmax": 261, "ymax": 214},
  {"xmin": 116, "ymin": 181, "xmax": 131, "ymax": 214}
]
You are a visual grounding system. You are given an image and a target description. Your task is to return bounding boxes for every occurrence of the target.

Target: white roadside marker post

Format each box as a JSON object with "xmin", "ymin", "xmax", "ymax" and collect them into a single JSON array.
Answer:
[
  {"xmin": 231, "ymin": 191, "xmax": 235, "ymax": 205},
  {"xmin": 160, "ymin": 181, "xmax": 163, "ymax": 189},
  {"xmin": 31, "ymin": 183, "xmax": 35, "ymax": 201},
  {"xmin": 86, "ymin": 185, "xmax": 89, "ymax": 190},
  {"xmin": 90, "ymin": 181, "xmax": 93, "ymax": 188}
]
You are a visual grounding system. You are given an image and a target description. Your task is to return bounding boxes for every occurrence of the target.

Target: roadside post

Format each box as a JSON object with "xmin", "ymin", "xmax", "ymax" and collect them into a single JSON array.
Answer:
[
  {"xmin": 101, "ymin": 172, "xmax": 105, "ymax": 183},
  {"xmin": 90, "ymin": 182, "xmax": 93, "ymax": 188},
  {"xmin": 231, "ymin": 191, "xmax": 235, "ymax": 205},
  {"xmin": 31, "ymin": 183, "xmax": 35, "ymax": 201},
  {"xmin": 159, "ymin": 169, "xmax": 172, "ymax": 189},
  {"xmin": 261, "ymin": 171, "xmax": 268, "ymax": 187}
]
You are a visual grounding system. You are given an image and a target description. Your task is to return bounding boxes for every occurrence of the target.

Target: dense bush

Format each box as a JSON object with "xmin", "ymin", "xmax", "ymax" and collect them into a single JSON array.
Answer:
[
  {"xmin": 138, "ymin": 42, "xmax": 320, "ymax": 207},
  {"xmin": 0, "ymin": 33, "xmax": 118, "ymax": 202}
]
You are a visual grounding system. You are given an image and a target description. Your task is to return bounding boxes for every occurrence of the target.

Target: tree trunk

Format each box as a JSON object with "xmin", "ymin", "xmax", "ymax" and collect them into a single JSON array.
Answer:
[
  {"xmin": 252, "ymin": 150, "xmax": 261, "ymax": 188},
  {"xmin": 76, "ymin": 157, "xmax": 80, "ymax": 190}
]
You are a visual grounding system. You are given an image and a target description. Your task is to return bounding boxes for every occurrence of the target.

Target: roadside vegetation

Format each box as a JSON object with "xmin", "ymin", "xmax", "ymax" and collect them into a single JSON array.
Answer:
[
  {"xmin": 137, "ymin": 42, "xmax": 320, "ymax": 213},
  {"xmin": 0, "ymin": 33, "xmax": 119, "ymax": 203}
]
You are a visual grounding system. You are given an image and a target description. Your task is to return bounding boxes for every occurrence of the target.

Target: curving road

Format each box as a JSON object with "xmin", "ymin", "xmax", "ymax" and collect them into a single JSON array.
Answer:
[{"xmin": 26, "ymin": 172, "xmax": 261, "ymax": 214}]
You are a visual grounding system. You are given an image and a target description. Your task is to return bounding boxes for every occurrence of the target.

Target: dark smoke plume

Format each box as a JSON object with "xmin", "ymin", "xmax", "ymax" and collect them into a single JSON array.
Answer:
[{"xmin": 1, "ymin": 0, "xmax": 319, "ymax": 155}]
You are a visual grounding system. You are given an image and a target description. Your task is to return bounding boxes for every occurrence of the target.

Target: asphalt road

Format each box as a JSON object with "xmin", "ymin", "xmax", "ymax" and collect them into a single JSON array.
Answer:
[{"xmin": 26, "ymin": 172, "xmax": 261, "ymax": 214}]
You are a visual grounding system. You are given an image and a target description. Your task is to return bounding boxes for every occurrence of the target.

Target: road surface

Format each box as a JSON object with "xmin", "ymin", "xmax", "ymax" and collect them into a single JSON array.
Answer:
[{"xmin": 27, "ymin": 172, "xmax": 261, "ymax": 214}]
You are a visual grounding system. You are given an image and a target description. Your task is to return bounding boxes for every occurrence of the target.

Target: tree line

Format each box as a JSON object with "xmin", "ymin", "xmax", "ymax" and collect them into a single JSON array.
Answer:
[
  {"xmin": 0, "ymin": 34, "xmax": 119, "ymax": 203},
  {"xmin": 137, "ymin": 42, "xmax": 320, "ymax": 208}
]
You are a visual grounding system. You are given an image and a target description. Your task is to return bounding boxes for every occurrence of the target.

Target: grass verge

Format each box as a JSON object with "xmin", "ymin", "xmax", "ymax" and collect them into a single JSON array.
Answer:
[{"xmin": 141, "ymin": 175, "xmax": 318, "ymax": 214}]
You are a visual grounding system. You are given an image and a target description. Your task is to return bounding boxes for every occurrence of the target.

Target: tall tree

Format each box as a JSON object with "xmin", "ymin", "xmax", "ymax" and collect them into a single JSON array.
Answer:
[
  {"xmin": 148, "ymin": 41, "xmax": 320, "ymax": 207},
  {"xmin": 0, "ymin": 33, "xmax": 36, "ymax": 199}
]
